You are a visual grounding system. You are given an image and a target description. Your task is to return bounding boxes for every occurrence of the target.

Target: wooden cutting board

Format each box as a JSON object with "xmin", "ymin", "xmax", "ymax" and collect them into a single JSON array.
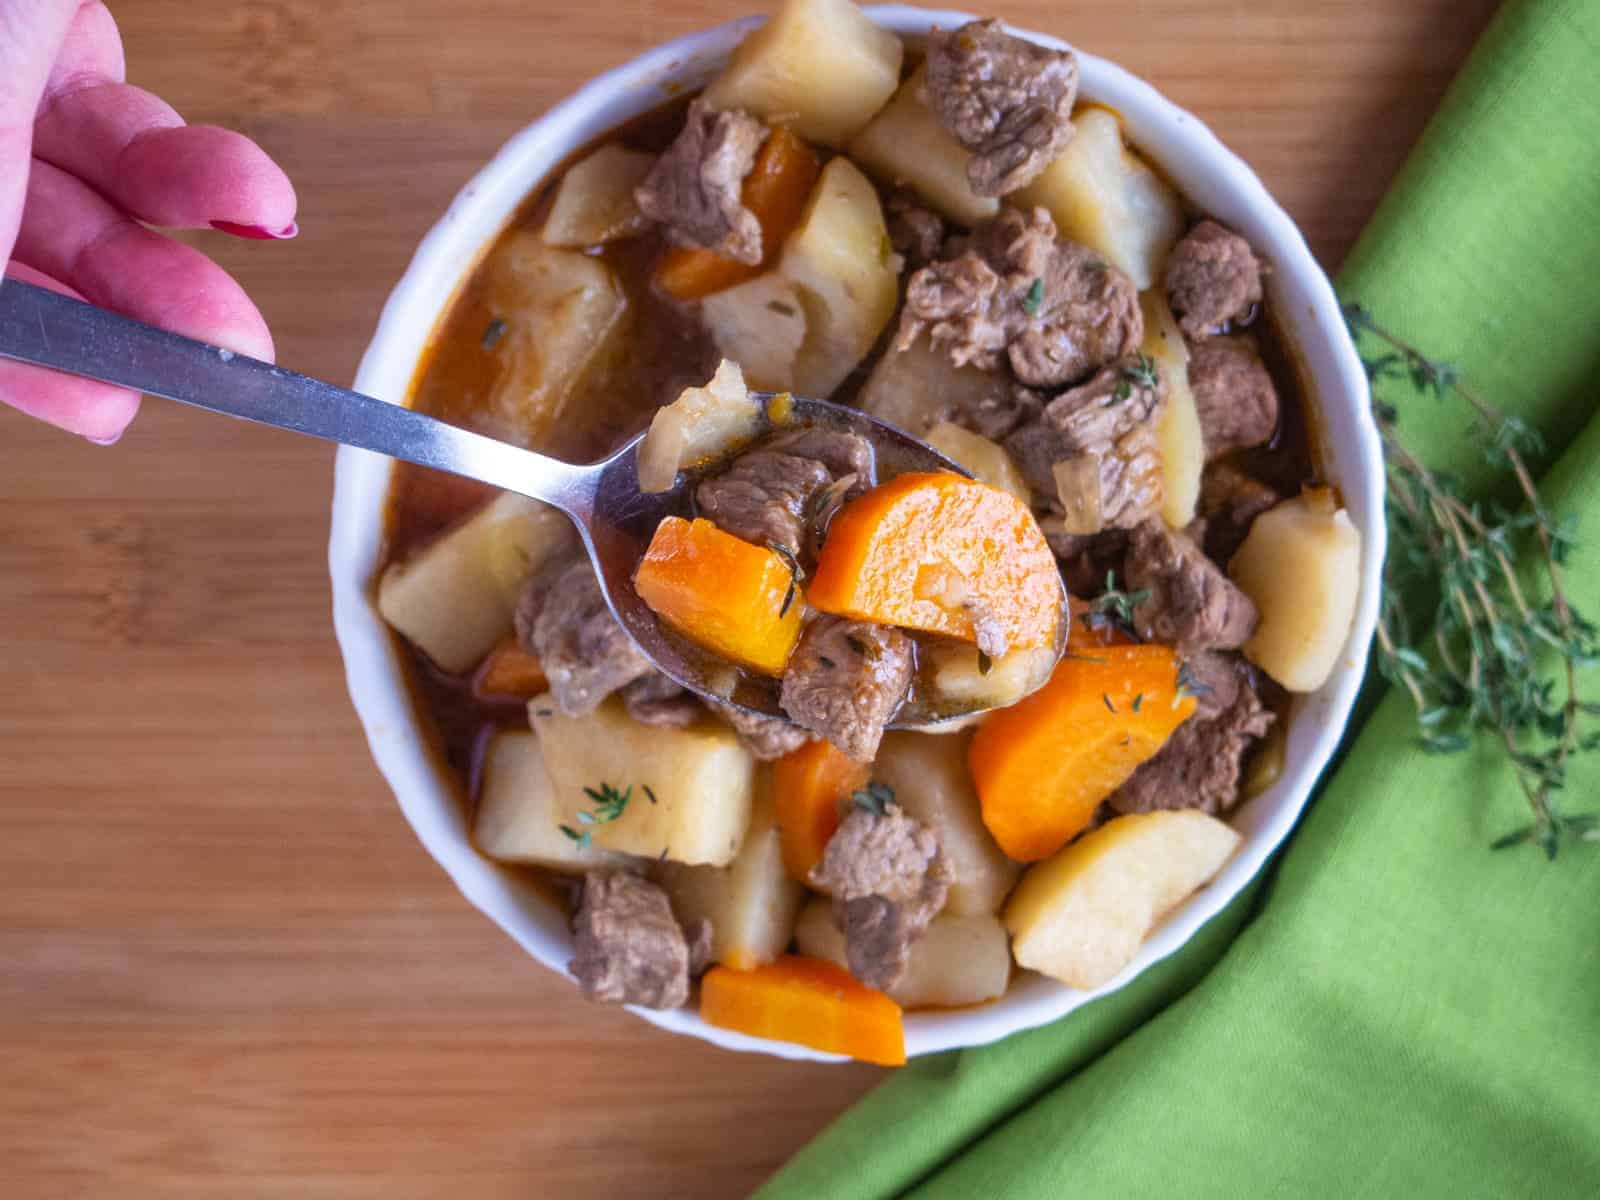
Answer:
[{"xmin": 0, "ymin": 1, "xmax": 1497, "ymax": 1195}]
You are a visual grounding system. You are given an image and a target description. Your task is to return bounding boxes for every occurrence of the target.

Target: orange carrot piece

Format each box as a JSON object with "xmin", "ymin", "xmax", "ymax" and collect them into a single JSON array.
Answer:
[
  {"xmin": 700, "ymin": 955, "xmax": 906, "ymax": 1066},
  {"xmin": 772, "ymin": 740, "xmax": 870, "ymax": 881},
  {"xmin": 633, "ymin": 516, "xmax": 804, "ymax": 675},
  {"xmin": 808, "ymin": 472, "xmax": 1060, "ymax": 651},
  {"xmin": 472, "ymin": 636, "xmax": 548, "ymax": 701},
  {"xmin": 655, "ymin": 128, "xmax": 823, "ymax": 301},
  {"xmin": 968, "ymin": 644, "xmax": 1198, "ymax": 862}
]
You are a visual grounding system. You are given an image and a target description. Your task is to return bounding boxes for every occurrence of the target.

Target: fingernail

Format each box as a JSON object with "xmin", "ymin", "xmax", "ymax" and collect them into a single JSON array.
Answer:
[
  {"xmin": 210, "ymin": 220, "xmax": 299, "ymax": 240},
  {"xmin": 86, "ymin": 431, "xmax": 123, "ymax": 446}
]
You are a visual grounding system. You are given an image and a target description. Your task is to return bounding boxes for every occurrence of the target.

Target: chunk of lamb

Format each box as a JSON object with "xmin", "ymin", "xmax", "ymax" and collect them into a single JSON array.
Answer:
[
  {"xmin": 1188, "ymin": 335, "xmax": 1280, "ymax": 461},
  {"xmin": 1197, "ymin": 462, "xmax": 1281, "ymax": 563},
  {"xmin": 621, "ymin": 672, "xmax": 704, "ymax": 729},
  {"xmin": 694, "ymin": 430, "xmax": 873, "ymax": 561},
  {"xmin": 951, "ymin": 382, "xmax": 1043, "ymax": 441},
  {"xmin": 1110, "ymin": 664, "xmax": 1274, "ymax": 816},
  {"xmin": 780, "ymin": 617, "xmax": 914, "ymax": 762},
  {"xmin": 1045, "ymin": 528, "xmax": 1129, "ymax": 598},
  {"xmin": 634, "ymin": 98, "xmax": 768, "ymax": 265},
  {"xmin": 897, "ymin": 207, "xmax": 1143, "ymax": 389},
  {"xmin": 923, "ymin": 18, "xmax": 1079, "ymax": 196},
  {"xmin": 808, "ymin": 802, "xmax": 954, "ymax": 990},
  {"xmin": 886, "ymin": 189, "xmax": 948, "ymax": 269},
  {"xmin": 710, "ymin": 700, "xmax": 811, "ymax": 761},
  {"xmin": 1164, "ymin": 220, "xmax": 1264, "ymax": 340},
  {"xmin": 516, "ymin": 558, "xmax": 650, "ymax": 716},
  {"xmin": 1003, "ymin": 360, "xmax": 1165, "ymax": 532},
  {"xmin": 569, "ymin": 871, "xmax": 696, "ymax": 1009},
  {"xmin": 1124, "ymin": 519, "xmax": 1258, "ymax": 654}
]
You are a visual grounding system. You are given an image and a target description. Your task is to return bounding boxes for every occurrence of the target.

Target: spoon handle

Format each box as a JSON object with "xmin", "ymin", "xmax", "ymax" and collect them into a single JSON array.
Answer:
[{"xmin": 0, "ymin": 279, "xmax": 596, "ymax": 517}]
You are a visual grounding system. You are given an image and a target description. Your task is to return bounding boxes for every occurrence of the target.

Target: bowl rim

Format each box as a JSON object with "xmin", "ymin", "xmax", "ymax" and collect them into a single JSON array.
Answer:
[{"xmin": 331, "ymin": 3, "xmax": 1385, "ymax": 1063}]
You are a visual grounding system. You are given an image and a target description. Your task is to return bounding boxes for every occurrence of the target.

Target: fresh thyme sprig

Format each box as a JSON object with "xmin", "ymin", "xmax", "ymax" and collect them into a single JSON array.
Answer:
[
  {"xmin": 560, "ymin": 782, "xmax": 633, "ymax": 850},
  {"xmin": 1114, "ymin": 353, "xmax": 1160, "ymax": 402},
  {"xmin": 852, "ymin": 781, "xmax": 896, "ymax": 817},
  {"xmin": 1343, "ymin": 303, "xmax": 1600, "ymax": 858},
  {"xmin": 1082, "ymin": 570, "xmax": 1150, "ymax": 639},
  {"xmin": 768, "ymin": 541, "xmax": 805, "ymax": 618}
]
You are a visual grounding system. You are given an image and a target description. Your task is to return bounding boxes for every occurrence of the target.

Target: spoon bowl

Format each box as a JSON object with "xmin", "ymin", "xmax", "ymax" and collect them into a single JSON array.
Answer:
[{"xmin": 0, "ymin": 278, "xmax": 1069, "ymax": 726}]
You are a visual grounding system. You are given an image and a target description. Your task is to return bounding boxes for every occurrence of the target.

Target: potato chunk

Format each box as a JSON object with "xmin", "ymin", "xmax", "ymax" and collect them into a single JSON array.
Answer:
[
  {"xmin": 699, "ymin": 274, "xmax": 809, "ymax": 392},
  {"xmin": 857, "ymin": 331, "xmax": 1001, "ymax": 436},
  {"xmin": 541, "ymin": 144, "xmax": 654, "ymax": 248},
  {"xmin": 473, "ymin": 731, "xmax": 633, "ymax": 871},
  {"xmin": 1016, "ymin": 108, "xmax": 1183, "ymax": 290},
  {"xmin": 777, "ymin": 157, "xmax": 900, "ymax": 398},
  {"xmin": 529, "ymin": 696, "xmax": 755, "ymax": 865},
  {"xmin": 1140, "ymin": 290, "xmax": 1204, "ymax": 527},
  {"xmin": 794, "ymin": 899, "xmax": 1012, "ymax": 1009},
  {"xmin": 1005, "ymin": 809, "xmax": 1241, "ymax": 990},
  {"xmin": 656, "ymin": 770, "xmax": 804, "ymax": 969},
  {"xmin": 872, "ymin": 732, "xmax": 1020, "ymax": 916},
  {"xmin": 702, "ymin": 0, "xmax": 903, "ymax": 147},
  {"xmin": 922, "ymin": 642, "xmax": 1056, "ymax": 714},
  {"xmin": 377, "ymin": 492, "xmax": 574, "ymax": 673},
  {"xmin": 484, "ymin": 233, "xmax": 629, "ymax": 444},
  {"xmin": 923, "ymin": 422, "xmax": 1031, "ymax": 502},
  {"xmin": 847, "ymin": 65, "xmax": 1001, "ymax": 228},
  {"xmin": 636, "ymin": 360, "xmax": 760, "ymax": 493},
  {"xmin": 1228, "ymin": 489, "xmax": 1363, "ymax": 692}
]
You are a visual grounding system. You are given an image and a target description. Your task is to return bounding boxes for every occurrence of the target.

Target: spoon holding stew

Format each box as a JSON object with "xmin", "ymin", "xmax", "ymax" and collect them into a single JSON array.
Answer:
[{"xmin": 0, "ymin": 279, "xmax": 1068, "ymax": 726}]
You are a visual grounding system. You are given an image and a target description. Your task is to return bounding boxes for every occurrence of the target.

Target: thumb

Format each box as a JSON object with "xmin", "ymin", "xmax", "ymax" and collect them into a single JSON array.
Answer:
[{"xmin": 0, "ymin": 0, "xmax": 78, "ymax": 262}]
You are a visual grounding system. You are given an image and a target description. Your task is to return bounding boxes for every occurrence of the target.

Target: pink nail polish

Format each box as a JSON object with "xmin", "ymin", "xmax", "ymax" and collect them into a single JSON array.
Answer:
[{"xmin": 210, "ymin": 220, "xmax": 299, "ymax": 240}]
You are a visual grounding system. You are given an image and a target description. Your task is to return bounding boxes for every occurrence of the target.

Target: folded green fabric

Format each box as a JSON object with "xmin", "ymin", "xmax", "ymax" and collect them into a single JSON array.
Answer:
[{"xmin": 759, "ymin": 1, "xmax": 1600, "ymax": 1194}]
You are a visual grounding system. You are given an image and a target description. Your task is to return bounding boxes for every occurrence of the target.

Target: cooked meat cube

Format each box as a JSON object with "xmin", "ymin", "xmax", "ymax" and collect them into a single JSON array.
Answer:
[
  {"xmin": 886, "ymin": 189, "xmax": 947, "ymax": 268},
  {"xmin": 1109, "ymin": 668, "xmax": 1274, "ymax": 815},
  {"xmin": 952, "ymin": 382, "xmax": 1043, "ymax": 441},
  {"xmin": 1004, "ymin": 359, "xmax": 1165, "ymax": 531},
  {"xmin": 685, "ymin": 918, "xmax": 714, "ymax": 978},
  {"xmin": 1198, "ymin": 462, "xmax": 1282, "ymax": 563},
  {"xmin": 763, "ymin": 428, "xmax": 876, "ymax": 490},
  {"xmin": 780, "ymin": 617, "xmax": 914, "ymax": 762},
  {"xmin": 897, "ymin": 207, "xmax": 1142, "ymax": 389},
  {"xmin": 923, "ymin": 19, "xmax": 1079, "ymax": 196},
  {"xmin": 1179, "ymin": 648, "xmax": 1250, "ymax": 718},
  {"xmin": 516, "ymin": 558, "xmax": 650, "ymax": 716},
  {"xmin": 694, "ymin": 451, "xmax": 831, "ymax": 559},
  {"xmin": 711, "ymin": 700, "xmax": 811, "ymax": 761},
  {"xmin": 1164, "ymin": 220, "xmax": 1264, "ymax": 340},
  {"xmin": 1124, "ymin": 519, "xmax": 1258, "ymax": 653},
  {"xmin": 808, "ymin": 801, "xmax": 954, "ymax": 990},
  {"xmin": 621, "ymin": 672, "xmax": 704, "ymax": 729},
  {"xmin": 569, "ymin": 871, "xmax": 695, "ymax": 1009},
  {"xmin": 634, "ymin": 98, "xmax": 768, "ymax": 265},
  {"xmin": 1188, "ymin": 335, "xmax": 1280, "ymax": 461},
  {"xmin": 1046, "ymin": 527, "xmax": 1129, "ymax": 598}
]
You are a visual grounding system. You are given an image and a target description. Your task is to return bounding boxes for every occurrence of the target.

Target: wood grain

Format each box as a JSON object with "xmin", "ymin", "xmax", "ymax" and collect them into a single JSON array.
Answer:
[{"xmin": 0, "ymin": 1, "xmax": 1497, "ymax": 1196}]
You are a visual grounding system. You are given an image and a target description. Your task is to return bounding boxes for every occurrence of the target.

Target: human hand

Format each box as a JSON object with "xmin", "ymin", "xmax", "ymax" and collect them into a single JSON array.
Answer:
[{"xmin": 1, "ymin": 0, "xmax": 297, "ymax": 443}]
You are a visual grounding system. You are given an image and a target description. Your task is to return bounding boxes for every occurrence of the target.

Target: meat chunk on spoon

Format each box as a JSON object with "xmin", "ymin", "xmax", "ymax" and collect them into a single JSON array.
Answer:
[
  {"xmin": 635, "ymin": 98, "xmax": 768, "ymax": 265},
  {"xmin": 1164, "ymin": 220, "xmax": 1264, "ymax": 340},
  {"xmin": 808, "ymin": 801, "xmax": 954, "ymax": 990},
  {"xmin": 621, "ymin": 672, "xmax": 704, "ymax": 729},
  {"xmin": 694, "ymin": 430, "xmax": 873, "ymax": 561},
  {"xmin": 780, "ymin": 617, "xmax": 914, "ymax": 762},
  {"xmin": 923, "ymin": 18, "xmax": 1079, "ymax": 196},
  {"xmin": 516, "ymin": 558, "xmax": 650, "ymax": 716},
  {"xmin": 569, "ymin": 871, "xmax": 697, "ymax": 1009},
  {"xmin": 710, "ymin": 699, "xmax": 811, "ymax": 762}
]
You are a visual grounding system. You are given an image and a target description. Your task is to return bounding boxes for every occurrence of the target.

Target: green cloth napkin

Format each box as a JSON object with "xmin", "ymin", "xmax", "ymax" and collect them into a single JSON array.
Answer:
[{"xmin": 759, "ymin": 1, "xmax": 1600, "ymax": 1194}]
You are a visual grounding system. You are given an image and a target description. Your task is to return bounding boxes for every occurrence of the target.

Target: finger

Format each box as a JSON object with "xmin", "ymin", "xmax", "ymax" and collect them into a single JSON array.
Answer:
[
  {"xmin": 1, "ymin": 261, "xmax": 141, "ymax": 442},
  {"xmin": 0, "ymin": 0, "xmax": 79, "ymax": 258},
  {"xmin": 14, "ymin": 158, "xmax": 275, "ymax": 362},
  {"xmin": 32, "ymin": 2, "xmax": 298, "ymax": 235}
]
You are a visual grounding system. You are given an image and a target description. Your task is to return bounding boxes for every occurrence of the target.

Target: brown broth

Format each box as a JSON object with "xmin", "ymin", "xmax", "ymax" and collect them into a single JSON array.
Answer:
[{"xmin": 380, "ymin": 91, "xmax": 1323, "ymax": 826}]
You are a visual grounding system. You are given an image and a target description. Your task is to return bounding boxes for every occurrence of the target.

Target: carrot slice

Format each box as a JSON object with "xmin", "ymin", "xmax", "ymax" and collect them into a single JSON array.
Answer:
[
  {"xmin": 700, "ymin": 955, "xmax": 905, "ymax": 1066},
  {"xmin": 772, "ymin": 740, "xmax": 870, "ymax": 881},
  {"xmin": 654, "ymin": 128, "xmax": 823, "ymax": 301},
  {"xmin": 633, "ymin": 516, "xmax": 804, "ymax": 675},
  {"xmin": 968, "ymin": 644, "xmax": 1198, "ymax": 862},
  {"xmin": 472, "ymin": 636, "xmax": 548, "ymax": 701},
  {"xmin": 808, "ymin": 472, "xmax": 1060, "ymax": 651}
]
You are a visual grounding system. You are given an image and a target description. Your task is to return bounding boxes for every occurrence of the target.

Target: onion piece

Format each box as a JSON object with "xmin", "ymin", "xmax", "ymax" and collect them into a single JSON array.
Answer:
[{"xmin": 637, "ymin": 359, "xmax": 761, "ymax": 493}]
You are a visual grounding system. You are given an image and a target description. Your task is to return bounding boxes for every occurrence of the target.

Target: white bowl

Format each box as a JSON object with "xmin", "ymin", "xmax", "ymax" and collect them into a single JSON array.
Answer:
[{"xmin": 330, "ymin": 4, "xmax": 1384, "ymax": 1062}]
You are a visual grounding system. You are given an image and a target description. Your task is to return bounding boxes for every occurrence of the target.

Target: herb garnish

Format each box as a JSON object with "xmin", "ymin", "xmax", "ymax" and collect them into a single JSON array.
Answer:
[
  {"xmin": 809, "ymin": 473, "xmax": 858, "ymax": 548},
  {"xmin": 978, "ymin": 649, "xmax": 994, "ymax": 675},
  {"xmin": 1113, "ymin": 353, "xmax": 1159, "ymax": 402},
  {"xmin": 1173, "ymin": 660, "xmax": 1212, "ymax": 708},
  {"xmin": 851, "ymin": 781, "xmax": 896, "ymax": 817},
  {"xmin": 1022, "ymin": 277, "xmax": 1045, "ymax": 317},
  {"xmin": 1132, "ymin": 693, "xmax": 1144, "ymax": 713},
  {"xmin": 1082, "ymin": 571, "xmax": 1150, "ymax": 639},
  {"xmin": 1345, "ymin": 303, "xmax": 1600, "ymax": 858},
  {"xmin": 481, "ymin": 317, "xmax": 507, "ymax": 350},
  {"xmin": 560, "ymin": 782, "xmax": 633, "ymax": 849},
  {"xmin": 1102, "ymin": 693, "xmax": 1117, "ymax": 713},
  {"xmin": 768, "ymin": 541, "xmax": 805, "ymax": 618}
]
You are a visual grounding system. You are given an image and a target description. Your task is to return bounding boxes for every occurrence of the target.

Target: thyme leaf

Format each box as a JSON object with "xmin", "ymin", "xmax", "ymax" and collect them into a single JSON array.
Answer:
[
  {"xmin": 1022, "ymin": 277, "xmax": 1045, "ymax": 317},
  {"xmin": 851, "ymin": 781, "xmax": 896, "ymax": 817}
]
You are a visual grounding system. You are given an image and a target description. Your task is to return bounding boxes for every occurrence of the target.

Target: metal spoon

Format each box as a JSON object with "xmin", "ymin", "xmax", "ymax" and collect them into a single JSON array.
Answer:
[{"xmin": 0, "ymin": 279, "xmax": 1067, "ymax": 725}]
